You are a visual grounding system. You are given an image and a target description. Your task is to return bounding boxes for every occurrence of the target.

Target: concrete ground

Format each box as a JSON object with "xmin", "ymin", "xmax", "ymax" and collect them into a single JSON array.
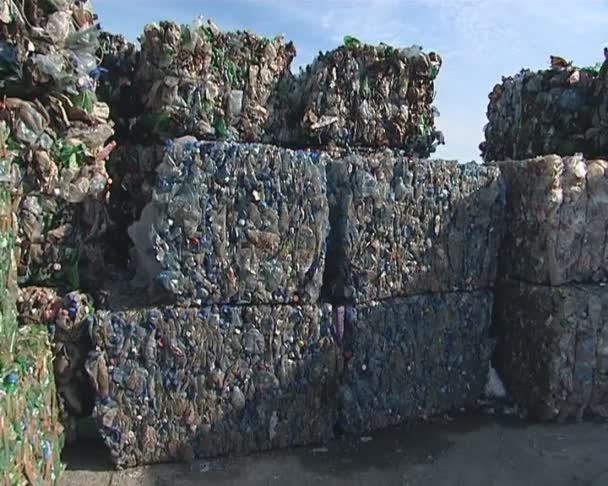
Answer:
[{"xmin": 61, "ymin": 415, "xmax": 608, "ymax": 486}]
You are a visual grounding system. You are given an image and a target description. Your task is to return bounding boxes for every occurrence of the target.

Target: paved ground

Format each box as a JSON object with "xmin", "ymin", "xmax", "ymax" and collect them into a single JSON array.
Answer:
[{"xmin": 61, "ymin": 415, "xmax": 608, "ymax": 486}]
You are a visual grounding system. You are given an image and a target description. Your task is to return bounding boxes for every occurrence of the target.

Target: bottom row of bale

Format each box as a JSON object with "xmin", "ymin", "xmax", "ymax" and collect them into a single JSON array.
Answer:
[{"xmin": 5, "ymin": 281, "xmax": 608, "ymax": 472}]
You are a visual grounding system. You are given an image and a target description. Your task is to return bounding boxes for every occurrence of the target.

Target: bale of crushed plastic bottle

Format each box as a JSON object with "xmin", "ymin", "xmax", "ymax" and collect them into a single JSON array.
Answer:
[
  {"xmin": 337, "ymin": 291, "xmax": 494, "ymax": 435},
  {"xmin": 87, "ymin": 304, "xmax": 339, "ymax": 467},
  {"xmin": 494, "ymin": 280, "xmax": 608, "ymax": 421},
  {"xmin": 481, "ymin": 62, "xmax": 599, "ymax": 162},
  {"xmin": 17, "ymin": 287, "xmax": 96, "ymax": 443},
  {"xmin": 131, "ymin": 18, "xmax": 296, "ymax": 142},
  {"xmin": 495, "ymin": 155, "xmax": 608, "ymax": 286},
  {"xmin": 275, "ymin": 41, "xmax": 443, "ymax": 155},
  {"xmin": 324, "ymin": 152, "xmax": 505, "ymax": 303},
  {"xmin": 0, "ymin": 325, "xmax": 64, "ymax": 485},
  {"xmin": 129, "ymin": 140, "xmax": 329, "ymax": 306}
]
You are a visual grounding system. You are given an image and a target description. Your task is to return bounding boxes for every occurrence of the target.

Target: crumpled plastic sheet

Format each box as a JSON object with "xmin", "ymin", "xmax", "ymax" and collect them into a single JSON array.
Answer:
[
  {"xmin": 494, "ymin": 280, "xmax": 608, "ymax": 422},
  {"xmin": 324, "ymin": 151, "xmax": 505, "ymax": 303},
  {"xmin": 481, "ymin": 62, "xmax": 606, "ymax": 162},
  {"xmin": 337, "ymin": 291, "xmax": 494, "ymax": 434},
  {"xmin": 273, "ymin": 43, "xmax": 443, "ymax": 155},
  {"xmin": 129, "ymin": 140, "xmax": 329, "ymax": 306},
  {"xmin": 0, "ymin": 325, "xmax": 64, "ymax": 485},
  {"xmin": 17, "ymin": 286, "xmax": 96, "ymax": 443},
  {"xmin": 129, "ymin": 18, "xmax": 296, "ymax": 143},
  {"xmin": 494, "ymin": 155, "xmax": 608, "ymax": 286},
  {"xmin": 87, "ymin": 304, "xmax": 339, "ymax": 467}
]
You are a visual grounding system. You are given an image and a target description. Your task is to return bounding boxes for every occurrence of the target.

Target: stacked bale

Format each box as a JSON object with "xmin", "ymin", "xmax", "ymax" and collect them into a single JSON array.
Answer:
[
  {"xmin": 492, "ymin": 155, "xmax": 608, "ymax": 421},
  {"xmin": 481, "ymin": 60, "xmax": 608, "ymax": 162},
  {"xmin": 324, "ymin": 152, "xmax": 504, "ymax": 303},
  {"xmin": 275, "ymin": 42, "xmax": 443, "ymax": 155},
  {"xmin": 88, "ymin": 139, "xmax": 338, "ymax": 467},
  {"xmin": 0, "ymin": 326, "xmax": 64, "ymax": 485},
  {"xmin": 338, "ymin": 291, "xmax": 494, "ymax": 434},
  {"xmin": 0, "ymin": 0, "xmax": 116, "ymax": 290},
  {"xmin": 128, "ymin": 140, "xmax": 329, "ymax": 306},
  {"xmin": 87, "ymin": 304, "xmax": 339, "ymax": 467},
  {"xmin": 325, "ymin": 151, "xmax": 505, "ymax": 434},
  {"xmin": 17, "ymin": 287, "xmax": 96, "ymax": 442},
  {"xmin": 128, "ymin": 19, "xmax": 296, "ymax": 143}
]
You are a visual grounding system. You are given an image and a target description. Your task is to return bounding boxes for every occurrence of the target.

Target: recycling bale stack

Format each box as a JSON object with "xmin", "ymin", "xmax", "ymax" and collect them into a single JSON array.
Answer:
[
  {"xmin": 275, "ymin": 42, "xmax": 444, "ymax": 156},
  {"xmin": 0, "ymin": 0, "xmax": 116, "ymax": 291},
  {"xmin": 17, "ymin": 287, "xmax": 96, "ymax": 443},
  {"xmin": 87, "ymin": 139, "xmax": 340, "ymax": 467},
  {"xmin": 0, "ymin": 117, "xmax": 63, "ymax": 484},
  {"xmin": 492, "ymin": 155, "xmax": 608, "ymax": 421},
  {"xmin": 480, "ymin": 61, "xmax": 604, "ymax": 163},
  {"xmin": 324, "ymin": 151, "xmax": 505, "ymax": 434}
]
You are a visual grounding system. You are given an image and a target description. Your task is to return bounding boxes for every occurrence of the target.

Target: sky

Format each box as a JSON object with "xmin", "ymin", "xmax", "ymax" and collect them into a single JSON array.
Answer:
[{"xmin": 94, "ymin": 0, "xmax": 608, "ymax": 162}]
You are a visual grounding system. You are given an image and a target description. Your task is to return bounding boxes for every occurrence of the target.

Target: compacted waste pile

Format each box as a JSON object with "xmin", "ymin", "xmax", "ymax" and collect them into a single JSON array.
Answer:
[
  {"xmin": 6, "ymin": 5, "xmax": 608, "ymax": 479},
  {"xmin": 492, "ymin": 155, "xmax": 608, "ymax": 421}
]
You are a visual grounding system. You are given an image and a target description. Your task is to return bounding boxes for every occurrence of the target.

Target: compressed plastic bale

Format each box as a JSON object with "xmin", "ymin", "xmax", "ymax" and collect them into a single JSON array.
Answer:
[
  {"xmin": 0, "ymin": 325, "xmax": 64, "ymax": 485},
  {"xmin": 495, "ymin": 155, "xmax": 608, "ymax": 286},
  {"xmin": 494, "ymin": 280, "xmax": 608, "ymax": 422},
  {"xmin": 131, "ymin": 18, "xmax": 296, "ymax": 142},
  {"xmin": 87, "ymin": 304, "xmax": 339, "ymax": 467},
  {"xmin": 129, "ymin": 140, "xmax": 329, "ymax": 306},
  {"xmin": 17, "ymin": 287, "xmax": 96, "ymax": 443},
  {"xmin": 337, "ymin": 291, "xmax": 494, "ymax": 435},
  {"xmin": 481, "ymin": 62, "xmax": 600, "ymax": 162},
  {"xmin": 324, "ymin": 152, "xmax": 505, "ymax": 303},
  {"xmin": 275, "ymin": 42, "xmax": 443, "ymax": 155}
]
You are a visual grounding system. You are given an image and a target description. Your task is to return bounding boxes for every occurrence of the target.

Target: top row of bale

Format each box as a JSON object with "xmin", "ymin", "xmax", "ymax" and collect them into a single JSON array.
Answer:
[{"xmin": 99, "ymin": 19, "xmax": 444, "ymax": 156}]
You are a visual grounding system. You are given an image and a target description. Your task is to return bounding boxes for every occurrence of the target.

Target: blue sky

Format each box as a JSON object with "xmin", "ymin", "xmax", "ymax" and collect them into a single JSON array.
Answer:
[{"xmin": 95, "ymin": 0, "xmax": 608, "ymax": 162}]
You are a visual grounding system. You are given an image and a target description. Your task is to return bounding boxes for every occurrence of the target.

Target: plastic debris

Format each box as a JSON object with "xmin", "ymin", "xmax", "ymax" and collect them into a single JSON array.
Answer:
[
  {"xmin": 324, "ymin": 152, "xmax": 505, "ymax": 303},
  {"xmin": 337, "ymin": 291, "xmax": 494, "ymax": 434},
  {"xmin": 17, "ymin": 286, "xmax": 96, "ymax": 443},
  {"xmin": 273, "ymin": 44, "xmax": 443, "ymax": 155},
  {"xmin": 494, "ymin": 280, "xmax": 608, "ymax": 422},
  {"xmin": 493, "ymin": 155, "xmax": 608, "ymax": 286},
  {"xmin": 129, "ymin": 140, "xmax": 329, "ymax": 306},
  {"xmin": 88, "ymin": 304, "xmax": 339, "ymax": 467},
  {"xmin": 0, "ymin": 326, "xmax": 64, "ymax": 485}
]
